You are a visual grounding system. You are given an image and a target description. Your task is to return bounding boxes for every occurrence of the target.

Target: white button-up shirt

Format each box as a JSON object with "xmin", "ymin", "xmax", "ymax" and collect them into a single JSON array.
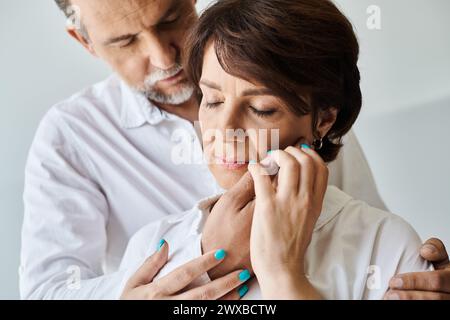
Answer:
[
  {"xmin": 120, "ymin": 186, "xmax": 430, "ymax": 300},
  {"xmin": 20, "ymin": 74, "xmax": 387, "ymax": 299}
]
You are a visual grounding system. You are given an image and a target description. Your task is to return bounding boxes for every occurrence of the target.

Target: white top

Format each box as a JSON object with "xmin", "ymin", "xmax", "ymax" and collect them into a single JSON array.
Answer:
[
  {"xmin": 20, "ymin": 74, "xmax": 386, "ymax": 299},
  {"xmin": 120, "ymin": 186, "xmax": 430, "ymax": 300}
]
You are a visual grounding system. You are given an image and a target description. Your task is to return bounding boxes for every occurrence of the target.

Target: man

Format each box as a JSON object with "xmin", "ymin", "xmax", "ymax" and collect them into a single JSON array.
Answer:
[{"xmin": 20, "ymin": 0, "xmax": 450, "ymax": 299}]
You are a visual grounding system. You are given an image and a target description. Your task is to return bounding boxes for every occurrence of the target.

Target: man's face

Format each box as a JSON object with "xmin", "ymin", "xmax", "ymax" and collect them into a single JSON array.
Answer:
[{"xmin": 72, "ymin": 0, "xmax": 198, "ymax": 104}]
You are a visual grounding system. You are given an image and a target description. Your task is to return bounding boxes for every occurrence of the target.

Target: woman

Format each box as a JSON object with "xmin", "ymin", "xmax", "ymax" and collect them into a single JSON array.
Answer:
[{"xmin": 119, "ymin": 0, "xmax": 429, "ymax": 299}]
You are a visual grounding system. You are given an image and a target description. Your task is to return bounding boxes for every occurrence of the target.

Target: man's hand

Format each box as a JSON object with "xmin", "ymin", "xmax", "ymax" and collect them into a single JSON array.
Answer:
[
  {"xmin": 385, "ymin": 238, "xmax": 450, "ymax": 300},
  {"xmin": 202, "ymin": 172, "xmax": 255, "ymax": 280}
]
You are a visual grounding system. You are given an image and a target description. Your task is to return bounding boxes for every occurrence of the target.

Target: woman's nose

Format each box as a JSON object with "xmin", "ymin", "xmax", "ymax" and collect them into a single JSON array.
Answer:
[{"xmin": 216, "ymin": 105, "xmax": 244, "ymax": 137}]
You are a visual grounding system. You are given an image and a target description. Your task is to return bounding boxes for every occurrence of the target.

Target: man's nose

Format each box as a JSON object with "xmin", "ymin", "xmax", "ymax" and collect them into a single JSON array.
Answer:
[{"xmin": 140, "ymin": 31, "xmax": 177, "ymax": 70}]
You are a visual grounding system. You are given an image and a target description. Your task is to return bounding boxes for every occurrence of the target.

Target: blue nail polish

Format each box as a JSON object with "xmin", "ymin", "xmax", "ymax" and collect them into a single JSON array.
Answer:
[
  {"xmin": 157, "ymin": 239, "xmax": 165, "ymax": 251},
  {"xmin": 301, "ymin": 144, "xmax": 311, "ymax": 149},
  {"xmin": 238, "ymin": 285, "xmax": 249, "ymax": 298},
  {"xmin": 238, "ymin": 270, "xmax": 251, "ymax": 282},
  {"xmin": 214, "ymin": 249, "xmax": 227, "ymax": 260}
]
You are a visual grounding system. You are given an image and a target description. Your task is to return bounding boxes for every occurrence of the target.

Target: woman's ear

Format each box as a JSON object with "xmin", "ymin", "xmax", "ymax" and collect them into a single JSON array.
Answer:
[{"xmin": 316, "ymin": 107, "xmax": 338, "ymax": 138}]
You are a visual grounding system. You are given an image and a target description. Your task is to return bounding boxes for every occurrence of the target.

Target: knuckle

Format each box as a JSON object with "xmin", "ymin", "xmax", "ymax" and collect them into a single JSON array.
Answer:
[
  {"xmin": 429, "ymin": 273, "xmax": 443, "ymax": 291},
  {"xmin": 176, "ymin": 268, "xmax": 194, "ymax": 283},
  {"xmin": 198, "ymin": 288, "xmax": 215, "ymax": 300}
]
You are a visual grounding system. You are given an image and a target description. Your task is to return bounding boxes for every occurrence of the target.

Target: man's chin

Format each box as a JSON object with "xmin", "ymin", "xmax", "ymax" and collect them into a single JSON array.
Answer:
[{"xmin": 144, "ymin": 83, "xmax": 195, "ymax": 105}]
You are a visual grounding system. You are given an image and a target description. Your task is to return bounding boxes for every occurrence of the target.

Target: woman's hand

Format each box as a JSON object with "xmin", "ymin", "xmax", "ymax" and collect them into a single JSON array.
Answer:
[
  {"xmin": 121, "ymin": 240, "xmax": 250, "ymax": 300},
  {"xmin": 248, "ymin": 144, "xmax": 328, "ymax": 300}
]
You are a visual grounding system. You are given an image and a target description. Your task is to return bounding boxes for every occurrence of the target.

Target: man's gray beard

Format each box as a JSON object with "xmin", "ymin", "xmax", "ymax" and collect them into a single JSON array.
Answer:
[
  {"xmin": 138, "ymin": 63, "xmax": 195, "ymax": 105},
  {"xmin": 143, "ymin": 83, "xmax": 195, "ymax": 105}
]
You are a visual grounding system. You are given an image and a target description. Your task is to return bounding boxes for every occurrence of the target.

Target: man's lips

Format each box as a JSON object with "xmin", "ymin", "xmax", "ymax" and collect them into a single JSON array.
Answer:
[{"xmin": 160, "ymin": 70, "xmax": 184, "ymax": 84}]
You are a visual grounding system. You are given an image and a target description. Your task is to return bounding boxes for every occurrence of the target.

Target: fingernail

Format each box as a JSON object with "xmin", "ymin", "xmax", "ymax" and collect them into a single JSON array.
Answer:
[
  {"xmin": 238, "ymin": 269, "xmax": 251, "ymax": 282},
  {"xmin": 386, "ymin": 292, "xmax": 400, "ymax": 300},
  {"xmin": 214, "ymin": 249, "xmax": 227, "ymax": 260},
  {"xmin": 238, "ymin": 285, "xmax": 249, "ymax": 298},
  {"xmin": 390, "ymin": 277, "xmax": 403, "ymax": 289},
  {"xmin": 301, "ymin": 144, "xmax": 311, "ymax": 149},
  {"xmin": 157, "ymin": 239, "xmax": 165, "ymax": 251},
  {"xmin": 249, "ymin": 160, "xmax": 257, "ymax": 165},
  {"xmin": 421, "ymin": 244, "xmax": 436, "ymax": 256},
  {"xmin": 267, "ymin": 150, "xmax": 273, "ymax": 155}
]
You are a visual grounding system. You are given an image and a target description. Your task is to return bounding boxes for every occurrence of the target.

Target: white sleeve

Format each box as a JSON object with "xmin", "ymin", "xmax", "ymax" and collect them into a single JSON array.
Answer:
[
  {"xmin": 363, "ymin": 213, "xmax": 431, "ymax": 300},
  {"xmin": 20, "ymin": 107, "xmax": 126, "ymax": 300},
  {"xmin": 328, "ymin": 130, "xmax": 387, "ymax": 210}
]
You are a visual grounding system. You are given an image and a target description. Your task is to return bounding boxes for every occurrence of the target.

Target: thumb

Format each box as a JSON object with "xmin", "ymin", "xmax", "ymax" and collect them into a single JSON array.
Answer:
[
  {"xmin": 226, "ymin": 171, "xmax": 255, "ymax": 209},
  {"xmin": 247, "ymin": 162, "xmax": 273, "ymax": 200},
  {"xmin": 420, "ymin": 238, "xmax": 449, "ymax": 270},
  {"xmin": 127, "ymin": 239, "xmax": 169, "ymax": 288}
]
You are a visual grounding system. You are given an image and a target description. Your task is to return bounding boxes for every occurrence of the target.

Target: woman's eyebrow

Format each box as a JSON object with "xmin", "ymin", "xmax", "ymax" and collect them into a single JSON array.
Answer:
[
  {"xmin": 241, "ymin": 88, "xmax": 274, "ymax": 96},
  {"xmin": 199, "ymin": 80, "xmax": 221, "ymax": 91}
]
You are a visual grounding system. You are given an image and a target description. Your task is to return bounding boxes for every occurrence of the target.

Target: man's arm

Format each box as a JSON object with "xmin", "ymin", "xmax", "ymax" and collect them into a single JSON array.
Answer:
[
  {"xmin": 20, "ymin": 108, "xmax": 127, "ymax": 299},
  {"xmin": 385, "ymin": 238, "xmax": 450, "ymax": 300}
]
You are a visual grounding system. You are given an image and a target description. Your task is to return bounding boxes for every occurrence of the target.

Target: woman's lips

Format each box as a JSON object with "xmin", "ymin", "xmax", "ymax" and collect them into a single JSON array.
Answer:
[{"xmin": 215, "ymin": 157, "xmax": 249, "ymax": 170}]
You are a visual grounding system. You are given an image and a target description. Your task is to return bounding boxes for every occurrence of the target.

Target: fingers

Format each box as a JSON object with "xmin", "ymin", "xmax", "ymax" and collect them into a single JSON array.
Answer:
[
  {"xmin": 384, "ymin": 289, "xmax": 450, "ymax": 300},
  {"xmin": 155, "ymin": 249, "xmax": 228, "ymax": 295},
  {"xmin": 300, "ymin": 145, "xmax": 329, "ymax": 196},
  {"xmin": 176, "ymin": 269, "xmax": 251, "ymax": 300},
  {"xmin": 389, "ymin": 270, "xmax": 450, "ymax": 294},
  {"xmin": 266, "ymin": 150, "xmax": 300, "ymax": 196},
  {"xmin": 284, "ymin": 146, "xmax": 315, "ymax": 197},
  {"xmin": 248, "ymin": 162, "xmax": 274, "ymax": 200},
  {"xmin": 220, "ymin": 284, "xmax": 249, "ymax": 300},
  {"xmin": 126, "ymin": 239, "xmax": 169, "ymax": 288},
  {"xmin": 420, "ymin": 238, "xmax": 450, "ymax": 269},
  {"xmin": 222, "ymin": 172, "xmax": 255, "ymax": 211}
]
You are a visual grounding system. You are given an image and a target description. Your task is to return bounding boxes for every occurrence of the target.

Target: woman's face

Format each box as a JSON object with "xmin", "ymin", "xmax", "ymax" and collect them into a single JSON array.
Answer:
[{"xmin": 199, "ymin": 43, "xmax": 316, "ymax": 190}]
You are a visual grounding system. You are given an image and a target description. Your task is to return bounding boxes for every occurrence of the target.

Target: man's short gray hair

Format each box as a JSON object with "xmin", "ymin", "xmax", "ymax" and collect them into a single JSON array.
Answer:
[
  {"xmin": 54, "ymin": 0, "xmax": 89, "ymax": 40},
  {"xmin": 55, "ymin": 0, "xmax": 71, "ymax": 17}
]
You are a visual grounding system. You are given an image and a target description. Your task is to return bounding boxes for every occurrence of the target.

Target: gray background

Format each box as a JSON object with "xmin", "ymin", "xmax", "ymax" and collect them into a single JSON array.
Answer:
[{"xmin": 1, "ymin": 0, "xmax": 449, "ymax": 299}]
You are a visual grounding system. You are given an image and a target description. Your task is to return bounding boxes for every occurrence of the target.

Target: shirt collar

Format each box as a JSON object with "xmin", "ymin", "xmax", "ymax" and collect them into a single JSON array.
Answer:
[
  {"xmin": 185, "ymin": 186, "xmax": 352, "ymax": 235},
  {"xmin": 119, "ymin": 78, "xmax": 167, "ymax": 129}
]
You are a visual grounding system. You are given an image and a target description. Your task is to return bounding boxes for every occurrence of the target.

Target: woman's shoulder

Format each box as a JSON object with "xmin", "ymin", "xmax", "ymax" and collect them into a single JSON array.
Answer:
[
  {"xmin": 327, "ymin": 187, "xmax": 430, "ymax": 273},
  {"xmin": 313, "ymin": 187, "xmax": 430, "ymax": 299}
]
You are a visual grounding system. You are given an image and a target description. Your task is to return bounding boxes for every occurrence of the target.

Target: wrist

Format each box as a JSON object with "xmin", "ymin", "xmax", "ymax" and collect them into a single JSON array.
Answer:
[{"xmin": 257, "ymin": 268, "xmax": 321, "ymax": 300}]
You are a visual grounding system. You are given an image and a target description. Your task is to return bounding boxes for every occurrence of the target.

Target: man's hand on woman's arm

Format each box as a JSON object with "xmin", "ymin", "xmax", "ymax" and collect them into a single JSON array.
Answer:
[{"xmin": 385, "ymin": 238, "xmax": 450, "ymax": 300}]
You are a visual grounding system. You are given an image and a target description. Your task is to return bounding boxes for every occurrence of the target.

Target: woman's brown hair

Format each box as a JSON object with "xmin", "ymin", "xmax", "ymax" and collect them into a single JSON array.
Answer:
[{"xmin": 184, "ymin": 0, "xmax": 362, "ymax": 162}]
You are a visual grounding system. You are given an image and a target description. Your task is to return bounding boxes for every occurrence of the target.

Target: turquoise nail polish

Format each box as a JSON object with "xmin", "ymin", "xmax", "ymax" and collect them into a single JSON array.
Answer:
[
  {"xmin": 238, "ymin": 269, "xmax": 251, "ymax": 282},
  {"xmin": 157, "ymin": 239, "xmax": 165, "ymax": 251},
  {"xmin": 267, "ymin": 150, "xmax": 273, "ymax": 155},
  {"xmin": 249, "ymin": 160, "xmax": 257, "ymax": 164},
  {"xmin": 214, "ymin": 249, "xmax": 227, "ymax": 260},
  {"xmin": 238, "ymin": 285, "xmax": 249, "ymax": 298},
  {"xmin": 301, "ymin": 144, "xmax": 311, "ymax": 149}
]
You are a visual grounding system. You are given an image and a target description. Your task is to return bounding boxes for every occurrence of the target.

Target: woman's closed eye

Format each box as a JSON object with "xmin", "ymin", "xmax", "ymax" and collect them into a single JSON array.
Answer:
[
  {"xmin": 249, "ymin": 106, "xmax": 277, "ymax": 118},
  {"xmin": 203, "ymin": 101, "xmax": 277, "ymax": 118}
]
